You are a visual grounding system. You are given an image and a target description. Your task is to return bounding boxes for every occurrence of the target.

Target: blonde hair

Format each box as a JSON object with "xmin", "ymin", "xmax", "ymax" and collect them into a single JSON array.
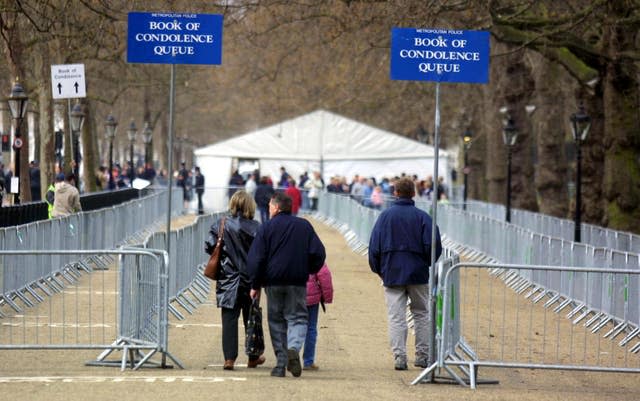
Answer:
[{"xmin": 229, "ymin": 190, "xmax": 256, "ymax": 219}]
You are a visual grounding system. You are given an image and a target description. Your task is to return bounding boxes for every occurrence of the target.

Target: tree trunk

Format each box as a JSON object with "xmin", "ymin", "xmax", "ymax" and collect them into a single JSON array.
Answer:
[
  {"xmin": 579, "ymin": 87, "xmax": 605, "ymax": 225},
  {"xmin": 81, "ymin": 100, "xmax": 98, "ymax": 193},
  {"xmin": 485, "ymin": 43, "xmax": 537, "ymax": 212},
  {"xmin": 601, "ymin": 5, "xmax": 640, "ymax": 231},
  {"xmin": 534, "ymin": 59, "xmax": 569, "ymax": 218},
  {"xmin": 35, "ymin": 40, "xmax": 55, "ymax": 195}
]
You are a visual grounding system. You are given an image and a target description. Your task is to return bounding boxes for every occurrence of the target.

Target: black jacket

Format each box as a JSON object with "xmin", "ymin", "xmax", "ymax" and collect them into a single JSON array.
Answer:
[
  {"xmin": 247, "ymin": 212, "xmax": 326, "ymax": 289},
  {"xmin": 254, "ymin": 184, "xmax": 275, "ymax": 208},
  {"xmin": 206, "ymin": 215, "xmax": 260, "ymax": 309}
]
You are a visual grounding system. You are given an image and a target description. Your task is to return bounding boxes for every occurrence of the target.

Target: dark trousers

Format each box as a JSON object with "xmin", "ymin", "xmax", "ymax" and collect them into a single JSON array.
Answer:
[
  {"xmin": 221, "ymin": 290, "xmax": 252, "ymax": 361},
  {"xmin": 197, "ymin": 191, "xmax": 204, "ymax": 214}
]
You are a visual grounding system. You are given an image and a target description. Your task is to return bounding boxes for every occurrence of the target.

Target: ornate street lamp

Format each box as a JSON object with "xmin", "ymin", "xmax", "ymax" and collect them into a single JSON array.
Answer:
[
  {"xmin": 502, "ymin": 115, "xmax": 518, "ymax": 223},
  {"xmin": 69, "ymin": 103, "xmax": 85, "ymax": 189},
  {"xmin": 570, "ymin": 104, "xmax": 591, "ymax": 242},
  {"xmin": 142, "ymin": 121, "xmax": 153, "ymax": 166},
  {"xmin": 126, "ymin": 120, "xmax": 138, "ymax": 180},
  {"xmin": 7, "ymin": 81, "xmax": 29, "ymax": 204},
  {"xmin": 104, "ymin": 114, "xmax": 118, "ymax": 190},
  {"xmin": 461, "ymin": 129, "xmax": 473, "ymax": 211}
]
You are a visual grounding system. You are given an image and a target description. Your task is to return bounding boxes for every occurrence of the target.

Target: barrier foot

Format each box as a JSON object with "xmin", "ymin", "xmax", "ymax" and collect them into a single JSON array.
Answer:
[
  {"xmin": 410, "ymin": 361, "xmax": 438, "ymax": 385},
  {"xmin": 161, "ymin": 350, "xmax": 184, "ymax": 370}
]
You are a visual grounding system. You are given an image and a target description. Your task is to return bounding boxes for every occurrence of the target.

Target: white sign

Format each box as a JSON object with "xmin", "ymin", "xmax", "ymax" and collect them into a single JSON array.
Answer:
[
  {"xmin": 51, "ymin": 64, "xmax": 86, "ymax": 99},
  {"xmin": 10, "ymin": 177, "xmax": 19, "ymax": 194}
]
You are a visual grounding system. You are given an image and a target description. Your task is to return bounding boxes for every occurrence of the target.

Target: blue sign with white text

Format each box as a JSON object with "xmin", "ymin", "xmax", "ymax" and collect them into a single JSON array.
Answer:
[
  {"xmin": 127, "ymin": 12, "xmax": 223, "ymax": 65},
  {"xmin": 390, "ymin": 28, "xmax": 489, "ymax": 84}
]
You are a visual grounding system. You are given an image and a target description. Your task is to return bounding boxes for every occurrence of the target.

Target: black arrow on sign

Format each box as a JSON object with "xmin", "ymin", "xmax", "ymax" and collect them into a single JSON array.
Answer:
[
  {"xmin": 57, "ymin": 83, "xmax": 62, "ymax": 94},
  {"xmin": 74, "ymin": 82, "xmax": 79, "ymax": 93}
]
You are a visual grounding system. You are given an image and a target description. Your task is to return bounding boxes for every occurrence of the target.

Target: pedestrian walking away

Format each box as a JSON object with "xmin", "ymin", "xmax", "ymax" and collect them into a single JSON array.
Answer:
[
  {"xmin": 303, "ymin": 262, "xmax": 334, "ymax": 371},
  {"xmin": 367, "ymin": 177, "xmax": 442, "ymax": 371},
  {"xmin": 204, "ymin": 190, "xmax": 265, "ymax": 371},
  {"xmin": 195, "ymin": 166, "xmax": 205, "ymax": 214},
  {"xmin": 247, "ymin": 191, "xmax": 326, "ymax": 378},
  {"xmin": 51, "ymin": 173, "xmax": 82, "ymax": 218}
]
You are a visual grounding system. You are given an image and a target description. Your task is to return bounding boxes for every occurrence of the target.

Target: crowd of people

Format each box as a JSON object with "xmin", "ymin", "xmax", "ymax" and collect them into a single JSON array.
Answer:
[{"xmin": 222, "ymin": 165, "xmax": 450, "ymax": 216}]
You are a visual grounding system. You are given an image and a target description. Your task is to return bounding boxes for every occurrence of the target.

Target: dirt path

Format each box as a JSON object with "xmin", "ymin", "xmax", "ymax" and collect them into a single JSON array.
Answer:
[{"xmin": 0, "ymin": 217, "xmax": 638, "ymax": 400}]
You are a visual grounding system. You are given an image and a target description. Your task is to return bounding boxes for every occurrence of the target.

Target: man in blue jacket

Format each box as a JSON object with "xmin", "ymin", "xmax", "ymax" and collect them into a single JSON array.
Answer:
[
  {"xmin": 248, "ymin": 191, "xmax": 326, "ymax": 378},
  {"xmin": 368, "ymin": 177, "xmax": 442, "ymax": 371}
]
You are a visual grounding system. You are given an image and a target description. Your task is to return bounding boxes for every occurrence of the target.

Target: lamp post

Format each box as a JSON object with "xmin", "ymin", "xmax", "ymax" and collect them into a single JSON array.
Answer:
[
  {"xmin": 7, "ymin": 81, "xmax": 29, "ymax": 204},
  {"xmin": 502, "ymin": 115, "xmax": 518, "ymax": 223},
  {"xmin": 104, "ymin": 114, "xmax": 118, "ymax": 190},
  {"xmin": 570, "ymin": 105, "xmax": 591, "ymax": 243},
  {"xmin": 126, "ymin": 120, "xmax": 137, "ymax": 181},
  {"xmin": 69, "ymin": 103, "xmax": 85, "ymax": 189},
  {"xmin": 142, "ymin": 122, "xmax": 153, "ymax": 166},
  {"xmin": 461, "ymin": 129, "xmax": 472, "ymax": 211}
]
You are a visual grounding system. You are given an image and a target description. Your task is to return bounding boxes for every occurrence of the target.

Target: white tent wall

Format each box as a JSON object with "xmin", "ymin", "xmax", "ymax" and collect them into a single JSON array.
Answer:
[
  {"xmin": 195, "ymin": 155, "xmax": 233, "ymax": 212},
  {"xmin": 193, "ymin": 110, "xmax": 449, "ymax": 212}
]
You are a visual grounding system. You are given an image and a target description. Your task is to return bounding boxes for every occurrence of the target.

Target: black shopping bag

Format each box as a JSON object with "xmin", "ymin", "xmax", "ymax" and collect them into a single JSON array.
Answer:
[{"xmin": 245, "ymin": 298, "xmax": 265, "ymax": 357}]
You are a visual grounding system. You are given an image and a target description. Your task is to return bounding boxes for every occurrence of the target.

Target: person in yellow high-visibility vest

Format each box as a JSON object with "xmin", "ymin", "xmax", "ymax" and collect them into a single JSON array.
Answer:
[{"xmin": 45, "ymin": 173, "xmax": 64, "ymax": 219}]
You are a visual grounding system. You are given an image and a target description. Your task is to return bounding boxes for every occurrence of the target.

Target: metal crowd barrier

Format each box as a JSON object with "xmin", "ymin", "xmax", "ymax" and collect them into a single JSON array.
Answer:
[
  {"xmin": 436, "ymin": 205, "xmax": 640, "ymax": 335},
  {"xmin": 464, "ymin": 199, "xmax": 640, "ymax": 254},
  {"xmin": 427, "ymin": 262, "xmax": 640, "ymax": 389},
  {"xmin": 0, "ymin": 189, "xmax": 183, "ymax": 309},
  {"xmin": 0, "ymin": 249, "xmax": 182, "ymax": 371},
  {"xmin": 141, "ymin": 212, "xmax": 221, "ymax": 320}
]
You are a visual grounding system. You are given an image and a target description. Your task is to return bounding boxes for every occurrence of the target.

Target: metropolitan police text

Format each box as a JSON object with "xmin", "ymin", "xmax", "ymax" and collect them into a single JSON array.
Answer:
[
  {"xmin": 135, "ymin": 20, "xmax": 214, "ymax": 56},
  {"xmin": 400, "ymin": 36, "xmax": 481, "ymax": 74}
]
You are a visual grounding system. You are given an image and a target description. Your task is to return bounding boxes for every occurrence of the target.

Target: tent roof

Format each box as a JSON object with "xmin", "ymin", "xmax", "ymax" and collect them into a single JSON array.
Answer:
[{"xmin": 194, "ymin": 109, "xmax": 447, "ymax": 161}]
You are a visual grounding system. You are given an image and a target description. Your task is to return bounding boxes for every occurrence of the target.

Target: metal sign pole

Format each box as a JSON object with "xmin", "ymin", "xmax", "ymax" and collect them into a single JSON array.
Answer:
[
  {"xmin": 428, "ymin": 81, "xmax": 441, "ymax": 381},
  {"xmin": 165, "ymin": 64, "xmax": 176, "ymax": 253}
]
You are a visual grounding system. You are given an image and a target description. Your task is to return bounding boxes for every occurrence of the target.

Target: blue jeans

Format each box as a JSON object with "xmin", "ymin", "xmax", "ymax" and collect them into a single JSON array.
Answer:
[
  {"xmin": 259, "ymin": 206, "xmax": 269, "ymax": 223},
  {"xmin": 265, "ymin": 286, "xmax": 308, "ymax": 368},
  {"xmin": 303, "ymin": 303, "xmax": 319, "ymax": 366}
]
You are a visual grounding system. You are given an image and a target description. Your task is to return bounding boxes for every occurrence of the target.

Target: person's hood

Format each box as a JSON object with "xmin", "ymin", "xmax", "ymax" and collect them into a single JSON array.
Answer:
[{"xmin": 55, "ymin": 181, "xmax": 73, "ymax": 193}]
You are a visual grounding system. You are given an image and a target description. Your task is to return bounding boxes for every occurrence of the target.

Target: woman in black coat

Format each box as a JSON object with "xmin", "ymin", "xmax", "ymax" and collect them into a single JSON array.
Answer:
[{"xmin": 205, "ymin": 190, "xmax": 264, "ymax": 370}]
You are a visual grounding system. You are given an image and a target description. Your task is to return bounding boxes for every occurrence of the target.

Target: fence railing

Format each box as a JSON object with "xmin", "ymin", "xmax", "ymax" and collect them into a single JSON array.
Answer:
[
  {"xmin": 0, "ymin": 189, "xmax": 183, "ymax": 306},
  {"xmin": 463, "ymin": 199, "xmax": 640, "ymax": 254},
  {"xmin": 436, "ymin": 204, "xmax": 640, "ymax": 332},
  {"xmin": 141, "ymin": 213, "xmax": 220, "ymax": 320},
  {"xmin": 0, "ymin": 249, "xmax": 182, "ymax": 371},
  {"xmin": 429, "ymin": 262, "xmax": 640, "ymax": 389}
]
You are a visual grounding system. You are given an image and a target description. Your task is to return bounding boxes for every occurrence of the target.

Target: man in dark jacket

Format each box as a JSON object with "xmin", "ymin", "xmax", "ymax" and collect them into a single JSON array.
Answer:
[
  {"xmin": 368, "ymin": 177, "xmax": 442, "ymax": 371},
  {"xmin": 254, "ymin": 176, "xmax": 275, "ymax": 223},
  {"xmin": 247, "ymin": 191, "xmax": 326, "ymax": 378},
  {"xmin": 194, "ymin": 166, "xmax": 205, "ymax": 214}
]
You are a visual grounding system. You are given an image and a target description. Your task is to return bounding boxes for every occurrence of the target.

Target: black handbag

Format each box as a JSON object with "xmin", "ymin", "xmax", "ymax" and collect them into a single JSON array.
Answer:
[{"xmin": 245, "ymin": 298, "xmax": 265, "ymax": 357}]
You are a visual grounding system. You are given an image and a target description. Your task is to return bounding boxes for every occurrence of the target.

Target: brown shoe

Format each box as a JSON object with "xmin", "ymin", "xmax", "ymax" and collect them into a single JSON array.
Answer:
[
  {"xmin": 303, "ymin": 363, "xmax": 319, "ymax": 371},
  {"xmin": 247, "ymin": 355, "xmax": 266, "ymax": 368},
  {"xmin": 223, "ymin": 359, "xmax": 235, "ymax": 370}
]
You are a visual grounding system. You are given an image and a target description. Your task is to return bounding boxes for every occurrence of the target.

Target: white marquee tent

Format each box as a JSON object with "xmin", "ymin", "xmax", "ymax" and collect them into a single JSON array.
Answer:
[{"xmin": 193, "ymin": 109, "xmax": 449, "ymax": 211}]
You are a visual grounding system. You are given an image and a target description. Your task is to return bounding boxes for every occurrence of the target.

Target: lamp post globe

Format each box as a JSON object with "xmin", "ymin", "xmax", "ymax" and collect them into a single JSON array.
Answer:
[
  {"xmin": 104, "ymin": 114, "xmax": 118, "ymax": 190},
  {"xmin": 7, "ymin": 81, "xmax": 29, "ymax": 204},
  {"xmin": 570, "ymin": 105, "xmax": 591, "ymax": 243},
  {"xmin": 502, "ymin": 116, "xmax": 518, "ymax": 223}
]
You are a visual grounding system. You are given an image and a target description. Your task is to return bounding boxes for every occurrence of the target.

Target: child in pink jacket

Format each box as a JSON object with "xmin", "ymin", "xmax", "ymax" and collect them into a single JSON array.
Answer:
[{"xmin": 303, "ymin": 263, "xmax": 334, "ymax": 370}]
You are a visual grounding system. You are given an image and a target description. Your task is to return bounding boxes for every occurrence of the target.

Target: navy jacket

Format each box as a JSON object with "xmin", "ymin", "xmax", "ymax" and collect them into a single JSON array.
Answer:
[
  {"xmin": 247, "ymin": 212, "xmax": 326, "ymax": 289},
  {"xmin": 368, "ymin": 198, "xmax": 442, "ymax": 286}
]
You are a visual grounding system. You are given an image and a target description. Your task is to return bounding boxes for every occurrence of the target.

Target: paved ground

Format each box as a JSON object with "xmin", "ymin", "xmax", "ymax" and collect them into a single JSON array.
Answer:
[{"xmin": 0, "ymin": 216, "xmax": 639, "ymax": 400}]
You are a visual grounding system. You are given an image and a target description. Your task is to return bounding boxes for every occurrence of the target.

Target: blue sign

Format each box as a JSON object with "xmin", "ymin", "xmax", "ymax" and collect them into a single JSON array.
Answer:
[
  {"xmin": 127, "ymin": 12, "xmax": 223, "ymax": 65},
  {"xmin": 390, "ymin": 28, "xmax": 489, "ymax": 84}
]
